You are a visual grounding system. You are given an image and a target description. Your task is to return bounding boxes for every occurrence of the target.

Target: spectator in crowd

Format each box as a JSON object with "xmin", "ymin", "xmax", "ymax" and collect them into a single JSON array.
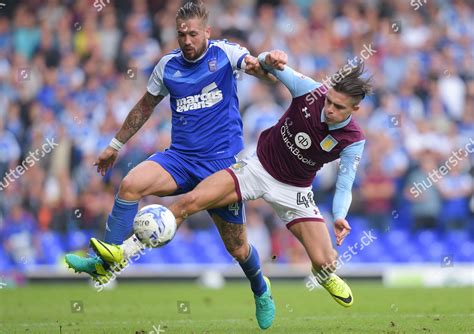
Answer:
[
  {"xmin": 2, "ymin": 203, "xmax": 37, "ymax": 266},
  {"xmin": 0, "ymin": 117, "xmax": 21, "ymax": 179},
  {"xmin": 360, "ymin": 151, "xmax": 396, "ymax": 231},
  {"xmin": 437, "ymin": 161, "xmax": 473, "ymax": 230},
  {"xmin": 404, "ymin": 151, "xmax": 442, "ymax": 230}
]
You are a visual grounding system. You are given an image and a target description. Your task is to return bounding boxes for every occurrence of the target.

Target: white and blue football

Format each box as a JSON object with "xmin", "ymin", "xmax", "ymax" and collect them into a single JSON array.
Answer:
[{"xmin": 133, "ymin": 204, "xmax": 177, "ymax": 248}]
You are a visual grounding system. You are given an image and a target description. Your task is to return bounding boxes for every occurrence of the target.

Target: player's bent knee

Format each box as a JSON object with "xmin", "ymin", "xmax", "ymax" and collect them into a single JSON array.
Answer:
[
  {"xmin": 180, "ymin": 191, "xmax": 202, "ymax": 213},
  {"xmin": 118, "ymin": 174, "xmax": 143, "ymax": 200}
]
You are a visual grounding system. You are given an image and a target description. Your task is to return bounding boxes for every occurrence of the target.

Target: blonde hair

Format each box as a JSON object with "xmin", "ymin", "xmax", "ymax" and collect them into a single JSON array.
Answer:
[{"xmin": 176, "ymin": 1, "xmax": 209, "ymax": 24}]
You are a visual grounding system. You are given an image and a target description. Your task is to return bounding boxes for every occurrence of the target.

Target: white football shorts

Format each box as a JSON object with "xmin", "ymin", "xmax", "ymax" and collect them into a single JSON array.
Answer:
[{"xmin": 225, "ymin": 154, "xmax": 325, "ymax": 228}]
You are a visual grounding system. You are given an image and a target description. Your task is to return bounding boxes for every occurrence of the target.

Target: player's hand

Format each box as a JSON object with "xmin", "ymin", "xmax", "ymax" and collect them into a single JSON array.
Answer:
[
  {"xmin": 94, "ymin": 146, "xmax": 119, "ymax": 176},
  {"xmin": 334, "ymin": 218, "xmax": 351, "ymax": 246},
  {"xmin": 244, "ymin": 55, "xmax": 266, "ymax": 77},
  {"xmin": 264, "ymin": 50, "xmax": 288, "ymax": 71}
]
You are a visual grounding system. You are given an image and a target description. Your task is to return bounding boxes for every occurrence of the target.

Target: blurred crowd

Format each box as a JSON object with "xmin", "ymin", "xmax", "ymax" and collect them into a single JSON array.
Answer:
[{"xmin": 0, "ymin": 0, "xmax": 473, "ymax": 267}]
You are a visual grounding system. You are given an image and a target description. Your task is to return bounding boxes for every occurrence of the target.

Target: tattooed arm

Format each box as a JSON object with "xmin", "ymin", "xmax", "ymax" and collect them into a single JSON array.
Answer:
[
  {"xmin": 115, "ymin": 92, "xmax": 164, "ymax": 143},
  {"xmin": 94, "ymin": 92, "xmax": 164, "ymax": 175}
]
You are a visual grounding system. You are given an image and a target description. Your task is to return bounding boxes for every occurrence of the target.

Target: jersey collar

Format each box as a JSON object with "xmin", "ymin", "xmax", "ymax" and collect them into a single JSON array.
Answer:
[
  {"xmin": 182, "ymin": 40, "xmax": 210, "ymax": 63},
  {"xmin": 321, "ymin": 108, "xmax": 352, "ymax": 130}
]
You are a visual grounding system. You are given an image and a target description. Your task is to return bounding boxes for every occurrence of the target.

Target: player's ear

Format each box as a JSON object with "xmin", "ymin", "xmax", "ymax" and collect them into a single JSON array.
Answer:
[
  {"xmin": 349, "ymin": 96, "xmax": 360, "ymax": 113},
  {"xmin": 205, "ymin": 25, "xmax": 211, "ymax": 39}
]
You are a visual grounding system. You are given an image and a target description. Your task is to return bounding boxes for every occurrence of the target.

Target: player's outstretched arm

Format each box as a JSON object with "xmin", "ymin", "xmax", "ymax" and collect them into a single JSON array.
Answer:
[
  {"xmin": 332, "ymin": 140, "xmax": 365, "ymax": 245},
  {"xmin": 215, "ymin": 40, "xmax": 278, "ymax": 83},
  {"xmin": 94, "ymin": 92, "xmax": 164, "ymax": 175},
  {"xmin": 257, "ymin": 51, "xmax": 321, "ymax": 98}
]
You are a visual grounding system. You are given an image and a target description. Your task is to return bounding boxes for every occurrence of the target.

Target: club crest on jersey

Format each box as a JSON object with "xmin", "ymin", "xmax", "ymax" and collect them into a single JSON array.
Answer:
[
  {"xmin": 231, "ymin": 161, "xmax": 247, "ymax": 170},
  {"xmin": 208, "ymin": 59, "xmax": 217, "ymax": 72},
  {"xmin": 320, "ymin": 134, "xmax": 338, "ymax": 152}
]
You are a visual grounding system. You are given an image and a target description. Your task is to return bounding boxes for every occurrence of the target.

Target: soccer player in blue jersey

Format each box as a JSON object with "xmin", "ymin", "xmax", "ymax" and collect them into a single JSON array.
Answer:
[
  {"xmin": 98, "ymin": 50, "xmax": 372, "ymax": 311},
  {"xmin": 65, "ymin": 1, "xmax": 276, "ymax": 329}
]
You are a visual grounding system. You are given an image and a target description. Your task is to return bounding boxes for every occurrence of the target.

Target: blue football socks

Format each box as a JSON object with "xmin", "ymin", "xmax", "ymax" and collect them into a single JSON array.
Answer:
[
  {"xmin": 104, "ymin": 196, "xmax": 139, "ymax": 245},
  {"xmin": 239, "ymin": 244, "xmax": 267, "ymax": 296}
]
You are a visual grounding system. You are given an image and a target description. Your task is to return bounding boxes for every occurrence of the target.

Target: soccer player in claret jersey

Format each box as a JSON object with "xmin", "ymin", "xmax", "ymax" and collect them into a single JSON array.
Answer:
[
  {"xmin": 65, "ymin": 1, "xmax": 277, "ymax": 329},
  {"xmin": 105, "ymin": 50, "xmax": 371, "ymax": 309}
]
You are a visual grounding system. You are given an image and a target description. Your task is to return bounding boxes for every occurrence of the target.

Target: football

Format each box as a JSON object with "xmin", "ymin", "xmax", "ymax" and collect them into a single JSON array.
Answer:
[{"xmin": 133, "ymin": 204, "xmax": 177, "ymax": 248}]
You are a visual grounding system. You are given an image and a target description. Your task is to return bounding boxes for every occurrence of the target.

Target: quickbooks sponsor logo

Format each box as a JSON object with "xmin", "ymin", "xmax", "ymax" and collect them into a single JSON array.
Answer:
[
  {"xmin": 280, "ymin": 118, "xmax": 317, "ymax": 166},
  {"xmin": 176, "ymin": 82, "xmax": 223, "ymax": 112}
]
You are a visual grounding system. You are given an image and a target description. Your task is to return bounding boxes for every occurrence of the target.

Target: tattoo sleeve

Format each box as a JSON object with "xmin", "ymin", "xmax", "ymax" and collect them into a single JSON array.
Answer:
[{"xmin": 115, "ymin": 92, "xmax": 164, "ymax": 143}]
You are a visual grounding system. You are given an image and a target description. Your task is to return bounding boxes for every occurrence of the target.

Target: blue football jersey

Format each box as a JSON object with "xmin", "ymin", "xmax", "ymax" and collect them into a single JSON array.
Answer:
[{"xmin": 147, "ymin": 39, "xmax": 249, "ymax": 160}]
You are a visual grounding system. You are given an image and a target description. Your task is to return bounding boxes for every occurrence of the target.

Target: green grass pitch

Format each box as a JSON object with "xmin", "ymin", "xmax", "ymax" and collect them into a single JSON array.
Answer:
[{"xmin": 1, "ymin": 281, "xmax": 473, "ymax": 333}]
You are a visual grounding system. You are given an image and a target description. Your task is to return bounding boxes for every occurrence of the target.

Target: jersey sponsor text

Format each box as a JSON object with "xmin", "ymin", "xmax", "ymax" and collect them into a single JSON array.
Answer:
[{"xmin": 176, "ymin": 82, "xmax": 223, "ymax": 112}]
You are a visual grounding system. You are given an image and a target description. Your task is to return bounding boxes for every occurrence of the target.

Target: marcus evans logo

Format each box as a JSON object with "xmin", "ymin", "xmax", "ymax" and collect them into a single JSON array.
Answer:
[{"xmin": 176, "ymin": 82, "xmax": 223, "ymax": 112}]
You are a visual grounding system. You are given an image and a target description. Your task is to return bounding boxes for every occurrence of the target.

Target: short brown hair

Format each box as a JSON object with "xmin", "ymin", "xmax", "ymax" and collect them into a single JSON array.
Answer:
[
  {"xmin": 176, "ymin": 1, "xmax": 209, "ymax": 24},
  {"xmin": 333, "ymin": 62, "xmax": 373, "ymax": 105}
]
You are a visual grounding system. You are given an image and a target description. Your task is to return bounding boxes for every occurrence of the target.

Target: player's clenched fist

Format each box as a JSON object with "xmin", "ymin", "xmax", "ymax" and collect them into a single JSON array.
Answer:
[
  {"xmin": 244, "ymin": 55, "xmax": 266, "ymax": 77},
  {"xmin": 264, "ymin": 50, "xmax": 288, "ymax": 70},
  {"xmin": 94, "ymin": 146, "xmax": 118, "ymax": 176}
]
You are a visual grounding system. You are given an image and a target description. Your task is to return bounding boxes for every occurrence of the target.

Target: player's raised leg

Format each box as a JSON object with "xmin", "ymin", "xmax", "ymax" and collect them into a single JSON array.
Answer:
[
  {"xmin": 92, "ymin": 168, "xmax": 238, "ymax": 265},
  {"xmin": 289, "ymin": 221, "xmax": 353, "ymax": 307},
  {"xmin": 102, "ymin": 169, "xmax": 275, "ymax": 329},
  {"xmin": 66, "ymin": 160, "xmax": 178, "ymax": 281},
  {"xmin": 170, "ymin": 169, "xmax": 239, "ymax": 225},
  {"xmin": 173, "ymin": 169, "xmax": 274, "ymax": 329}
]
